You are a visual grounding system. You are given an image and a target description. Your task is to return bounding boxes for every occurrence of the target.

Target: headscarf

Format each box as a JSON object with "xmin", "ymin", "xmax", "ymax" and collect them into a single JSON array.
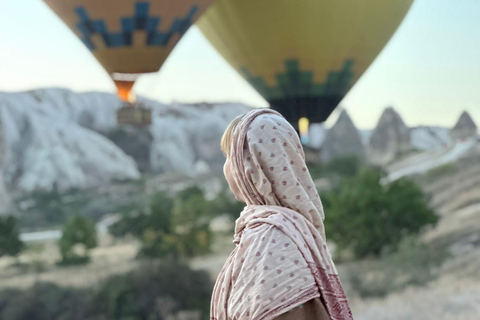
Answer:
[{"xmin": 211, "ymin": 109, "xmax": 353, "ymax": 320}]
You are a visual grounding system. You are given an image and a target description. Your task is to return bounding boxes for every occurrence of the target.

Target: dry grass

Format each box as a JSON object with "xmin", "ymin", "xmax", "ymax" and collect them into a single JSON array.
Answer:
[
  {"xmin": 0, "ymin": 235, "xmax": 139, "ymax": 289},
  {"xmin": 350, "ymin": 264, "xmax": 480, "ymax": 320}
]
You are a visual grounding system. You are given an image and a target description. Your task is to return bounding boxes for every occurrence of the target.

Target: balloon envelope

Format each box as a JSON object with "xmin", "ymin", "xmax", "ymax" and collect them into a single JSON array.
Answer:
[
  {"xmin": 44, "ymin": 0, "xmax": 214, "ymax": 101},
  {"xmin": 197, "ymin": 0, "xmax": 414, "ymax": 125}
]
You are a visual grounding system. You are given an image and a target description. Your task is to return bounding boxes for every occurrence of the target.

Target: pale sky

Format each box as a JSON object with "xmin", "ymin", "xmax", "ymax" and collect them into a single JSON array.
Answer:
[{"xmin": 0, "ymin": 0, "xmax": 479, "ymax": 129}]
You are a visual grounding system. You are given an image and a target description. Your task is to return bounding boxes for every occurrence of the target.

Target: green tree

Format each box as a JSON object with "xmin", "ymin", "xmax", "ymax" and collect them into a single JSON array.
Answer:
[
  {"xmin": 170, "ymin": 191, "xmax": 212, "ymax": 257},
  {"xmin": 109, "ymin": 192, "xmax": 174, "ymax": 240},
  {"xmin": 0, "ymin": 216, "xmax": 24, "ymax": 259},
  {"xmin": 324, "ymin": 168, "xmax": 439, "ymax": 259},
  {"xmin": 140, "ymin": 188, "xmax": 213, "ymax": 259},
  {"xmin": 110, "ymin": 188, "xmax": 213, "ymax": 260},
  {"xmin": 58, "ymin": 215, "xmax": 97, "ymax": 265}
]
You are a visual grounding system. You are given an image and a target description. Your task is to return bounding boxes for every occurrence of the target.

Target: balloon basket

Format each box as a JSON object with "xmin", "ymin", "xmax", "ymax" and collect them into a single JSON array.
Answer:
[{"xmin": 116, "ymin": 102, "xmax": 152, "ymax": 127}]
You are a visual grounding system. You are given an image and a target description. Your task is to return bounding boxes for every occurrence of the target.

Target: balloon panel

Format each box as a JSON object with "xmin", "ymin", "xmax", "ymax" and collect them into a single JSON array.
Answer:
[
  {"xmin": 197, "ymin": 0, "xmax": 414, "ymax": 123},
  {"xmin": 44, "ymin": 0, "xmax": 214, "ymax": 76}
]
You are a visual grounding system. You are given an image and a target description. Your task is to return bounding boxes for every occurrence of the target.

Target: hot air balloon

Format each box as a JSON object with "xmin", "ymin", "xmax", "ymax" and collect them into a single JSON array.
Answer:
[
  {"xmin": 43, "ymin": 0, "xmax": 215, "ymax": 125},
  {"xmin": 197, "ymin": 0, "xmax": 414, "ymax": 128}
]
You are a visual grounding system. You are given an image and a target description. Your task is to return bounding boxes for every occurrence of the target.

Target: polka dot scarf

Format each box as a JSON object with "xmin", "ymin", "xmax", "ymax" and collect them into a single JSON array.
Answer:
[{"xmin": 211, "ymin": 109, "xmax": 353, "ymax": 320}]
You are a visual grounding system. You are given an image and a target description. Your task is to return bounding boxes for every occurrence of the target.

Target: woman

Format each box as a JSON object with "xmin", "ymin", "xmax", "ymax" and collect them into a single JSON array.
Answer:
[{"xmin": 212, "ymin": 109, "xmax": 353, "ymax": 320}]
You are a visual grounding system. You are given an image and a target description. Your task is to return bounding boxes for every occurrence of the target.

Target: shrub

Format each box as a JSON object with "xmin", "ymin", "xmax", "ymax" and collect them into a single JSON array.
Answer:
[
  {"xmin": 0, "ymin": 260, "xmax": 213, "ymax": 320},
  {"xmin": 0, "ymin": 283, "xmax": 91, "ymax": 320},
  {"xmin": 91, "ymin": 260, "xmax": 213, "ymax": 320},
  {"xmin": 110, "ymin": 192, "xmax": 174, "ymax": 240},
  {"xmin": 58, "ymin": 215, "xmax": 97, "ymax": 265},
  {"xmin": 110, "ymin": 188, "xmax": 214, "ymax": 260},
  {"xmin": 324, "ymin": 168, "xmax": 439, "ymax": 258},
  {"xmin": 0, "ymin": 216, "xmax": 24, "ymax": 259}
]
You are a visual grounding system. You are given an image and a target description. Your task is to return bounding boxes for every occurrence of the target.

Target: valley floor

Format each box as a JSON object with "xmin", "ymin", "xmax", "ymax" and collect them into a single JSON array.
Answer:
[
  {"xmin": 2, "ymin": 225, "xmax": 480, "ymax": 320},
  {"xmin": 349, "ymin": 243, "xmax": 480, "ymax": 320}
]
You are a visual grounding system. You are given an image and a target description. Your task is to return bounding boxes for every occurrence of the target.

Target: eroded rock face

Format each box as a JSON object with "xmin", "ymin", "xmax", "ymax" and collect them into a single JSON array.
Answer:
[
  {"xmin": 410, "ymin": 126, "xmax": 450, "ymax": 151},
  {"xmin": 0, "ymin": 102, "xmax": 140, "ymax": 193},
  {"xmin": 0, "ymin": 175, "xmax": 9, "ymax": 214},
  {"xmin": 368, "ymin": 107, "xmax": 411, "ymax": 164},
  {"xmin": 0, "ymin": 89, "xmax": 251, "ymax": 193},
  {"xmin": 320, "ymin": 110, "xmax": 364, "ymax": 163},
  {"xmin": 107, "ymin": 126, "xmax": 153, "ymax": 172},
  {"xmin": 148, "ymin": 103, "xmax": 250, "ymax": 174},
  {"xmin": 0, "ymin": 111, "xmax": 10, "ymax": 214},
  {"xmin": 150, "ymin": 116, "xmax": 196, "ymax": 174},
  {"xmin": 451, "ymin": 111, "xmax": 477, "ymax": 141}
]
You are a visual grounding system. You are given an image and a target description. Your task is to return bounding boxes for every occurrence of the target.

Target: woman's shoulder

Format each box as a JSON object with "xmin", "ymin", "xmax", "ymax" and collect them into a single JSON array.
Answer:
[
  {"xmin": 235, "ymin": 216, "xmax": 309, "ymax": 258},
  {"xmin": 240, "ymin": 219, "xmax": 290, "ymax": 243}
]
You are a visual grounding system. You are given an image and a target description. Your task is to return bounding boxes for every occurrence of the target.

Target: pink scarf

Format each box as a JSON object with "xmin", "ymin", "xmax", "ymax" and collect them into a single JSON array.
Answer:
[{"xmin": 211, "ymin": 109, "xmax": 353, "ymax": 320}]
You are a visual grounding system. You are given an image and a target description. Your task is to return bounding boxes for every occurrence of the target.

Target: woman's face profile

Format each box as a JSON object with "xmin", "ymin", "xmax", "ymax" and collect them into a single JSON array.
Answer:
[{"xmin": 223, "ymin": 156, "xmax": 244, "ymax": 203}]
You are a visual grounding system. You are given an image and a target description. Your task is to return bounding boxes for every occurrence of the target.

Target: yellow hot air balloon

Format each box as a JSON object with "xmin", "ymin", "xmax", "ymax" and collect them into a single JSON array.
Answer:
[
  {"xmin": 197, "ymin": 0, "xmax": 414, "ymax": 127},
  {"xmin": 43, "ymin": 0, "xmax": 214, "ymax": 124}
]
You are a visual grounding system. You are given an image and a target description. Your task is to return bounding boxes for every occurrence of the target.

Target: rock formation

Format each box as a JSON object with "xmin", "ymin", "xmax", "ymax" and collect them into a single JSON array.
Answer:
[
  {"xmin": 451, "ymin": 111, "xmax": 477, "ymax": 141},
  {"xmin": 320, "ymin": 110, "xmax": 364, "ymax": 163},
  {"xmin": 0, "ymin": 107, "xmax": 10, "ymax": 214},
  {"xmin": 368, "ymin": 107, "xmax": 411, "ymax": 164},
  {"xmin": 0, "ymin": 89, "xmax": 250, "ymax": 193}
]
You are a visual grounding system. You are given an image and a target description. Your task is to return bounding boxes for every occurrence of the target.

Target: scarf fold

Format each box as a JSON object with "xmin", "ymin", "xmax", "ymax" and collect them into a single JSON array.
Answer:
[{"xmin": 211, "ymin": 109, "xmax": 353, "ymax": 320}]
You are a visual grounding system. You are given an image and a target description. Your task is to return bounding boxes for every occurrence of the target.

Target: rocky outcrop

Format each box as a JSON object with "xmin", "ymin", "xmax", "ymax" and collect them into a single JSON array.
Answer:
[
  {"xmin": 148, "ymin": 103, "xmax": 250, "ymax": 173},
  {"xmin": 451, "ymin": 111, "xmax": 477, "ymax": 141},
  {"xmin": 0, "ymin": 102, "xmax": 140, "ymax": 193},
  {"xmin": 0, "ymin": 110, "xmax": 10, "ymax": 214},
  {"xmin": 368, "ymin": 107, "xmax": 411, "ymax": 164},
  {"xmin": 107, "ymin": 126, "xmax": 153, "ymax": 172},
  {"xmin": 0, "ymin": 174, "xmax": 9, "ymax": 215},
  {"xmin": 0, "ymin": 89, "xmax": 251, "ymax": 193},
  {"xmin": 150, "ymin": 116, "xmax": 197, "ymax": 173},
  {"xmin": 320, "ymin": 110, "xmax": 364, "ymax": 163},
  {"xmin": 410, "ymin": 126, "xmax": 450, "ymax": 151}
]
